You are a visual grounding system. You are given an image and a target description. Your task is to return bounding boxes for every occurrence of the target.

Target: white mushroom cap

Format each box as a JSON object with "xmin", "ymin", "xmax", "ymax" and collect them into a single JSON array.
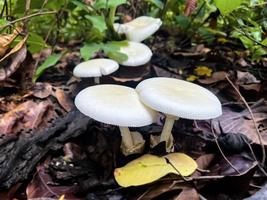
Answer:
[
  {"xmin": 118, "ymin": 16, "xmax": 162, "ymax": 42},
  {"xmin": 73, "ymin": 58, "xmax": 119, "ymax": 78},
  {"xmin": 136, "ymin": 77, "xmax": 222, "ymax": 120},
  {"xmin": 75, "ymin": 84, "xmax": 157, "ymax": 127},
  {"xmin": 119, "ymin": 41, "xmax": 152, "ymax": 67}
]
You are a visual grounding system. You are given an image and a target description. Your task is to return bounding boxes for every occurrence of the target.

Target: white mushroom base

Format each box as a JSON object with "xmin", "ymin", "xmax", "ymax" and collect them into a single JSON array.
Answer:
[
  {"xmin": 120, "ymin": 128, "xmax": 145, "ymax": 155},
  {"xmin": 150, "ymin": 133, "xmax": 174, "ymax": 152}
]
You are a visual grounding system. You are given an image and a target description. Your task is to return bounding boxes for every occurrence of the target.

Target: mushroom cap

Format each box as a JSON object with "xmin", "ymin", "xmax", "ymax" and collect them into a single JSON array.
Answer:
[
  {"xmin": 75, "ymin": 84, "xmax": 157, "ymax": 127},
  {"xmin": 119, "ymin": 41, "xmax": 152, "ymax": 67},
  {"xmin": 136, "ymin": 77, "xmax": 222, "ymax": 120},
  {"xmin": 73, "ymin": 58, "xmax": 119, "ymax": 78},
  {"xmin": 123, "ymin": 16, "xmax": 162, "ymax": 42}
]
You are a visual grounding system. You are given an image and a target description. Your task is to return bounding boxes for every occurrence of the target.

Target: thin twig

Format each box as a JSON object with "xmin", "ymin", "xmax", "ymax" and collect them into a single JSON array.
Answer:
[
  {"xmin": 41, "ymin": 0, "xmax": 49, "ymax": 10},
  {"xmin": 0, "ymin": 0, "xmax": 7, "ymax": 18},
  {"xmin": 233, "ymin": 27, "xmax": 267, "ymax": 48},
  {"xmin": 166, "ymin": 158, "xmax": 192, "ymax": 182},
  {"xmin": 211, "ymin": 122, "xmax": 241, "ymax": 174},
  {"xmin": 23, "ymin": 0, "xmax": 31, "ymax": 33},
  {"xmin": 245, "ymin": 139, "xmax": 267, "ymax": 176},
  {"xmin": 225, "ymin": 75, "xmax": 266, "ymax": 164},
  {"xmin": 0, "ymin": 11, "xmax": 57, "ymax": 30}
]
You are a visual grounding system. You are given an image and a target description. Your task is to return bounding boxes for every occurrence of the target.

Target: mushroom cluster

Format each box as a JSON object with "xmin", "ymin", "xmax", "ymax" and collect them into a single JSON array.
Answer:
[
  {"xmin": 73, "ymin": 15, "xmax": 222, "ymax": 156},
  {"xmin": 73, "ymin": 15, "xmax": 163, "ymax": 155},
  {"xmin": 73, "ymin": 16, "xmax": 162, "ymax": 83},
  {"xmin": 74, "ymin": 77, "xmax": 222, "ymax": 155}
]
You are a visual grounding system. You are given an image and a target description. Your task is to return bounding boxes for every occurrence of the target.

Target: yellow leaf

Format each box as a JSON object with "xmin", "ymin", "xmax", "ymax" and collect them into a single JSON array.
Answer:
[
  {"xmin": 114, "ymin": 153, "xmax": 197, "ymax": 187},
  {"xmin": 186, "ymin": 75, "xmax": 198, "ymax": 82},
  {"xmin": 164, "ymin": 153, "xmax": 198, "ymax": 176},
  {"xmin": 114, "ymin": 154, "xmax": 173, "ymax": 187},
  {"xmin": 217, "ymin": 37, "xmax": 228, "ymax": 44},
  {"xmin": 194, "ymin": 66, "xmax": 212, "ymax": 77}
]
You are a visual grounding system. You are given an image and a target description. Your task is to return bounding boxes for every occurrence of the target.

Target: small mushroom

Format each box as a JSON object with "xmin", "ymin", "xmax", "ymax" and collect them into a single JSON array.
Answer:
[
  {"xmin": 114, "ymin": 16, "xmax": 162, "ymax": 42},
  {"xmin": 118, "ymin": 41, "xmax": 152, "ymax": 67},
  {"xmin": 75, "ymin": 84, "xmax": 157, "ymax": 155},
  {"xmin": 136, "ymin": 77, "xmax": 222, "ymax": 152},
  {"xmin": 73, "ymin": 58, "xmax": 119, "ymax": 84}
]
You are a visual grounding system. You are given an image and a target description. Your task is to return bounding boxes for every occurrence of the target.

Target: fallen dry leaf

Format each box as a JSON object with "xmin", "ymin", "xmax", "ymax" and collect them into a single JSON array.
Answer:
[
  {"xmin": 137, "ymin": 183, "xmax": 197, "ymax": 200},
  {"xmin": 192, "ymin": 154, "xmax": 215, "ymax": 177},
  {"xmin": 174, "ymin": 187, "xmax": 199, "ymax": 200},
  {"xmin": 195, "ymin": 100, "xmax": 267, "ymax": 145},
  {"xmin": 52, "ymin": 87, "xmax": 74, "ymax": 112},
  {"xmin": 0, "ymin": 46, "xmax": 27, "ymax": 81},
  {"xmin": 237, "ymin": 71, "xmax": 260, "ymax": 85},
  {"xmin": 0, "ymin": 28, "xmax": 22, "ymax": 57},
  {"xmin": 245, "ymin": 183, "xmax": 267, "ymax": 200},
  {"xmin": 26, "ymin": 164, "xmax": 82, "ymax": 200},
  {"xmin": 0, "ymin": 100, "xmax": 53, "ymax": 134},
  {"xmin": 198, "ymin": 71, "xmax": 227, "ymax": 84},
  {"xmin": 32, "ymin": 82, "xmax": 53, "ymax": 99},
  {"xmin": 208, "ymin": 154, "xmax": 257, "ymax": 176},
  {"xmin": 152, "ymin": 65, "xmax": 182, "ymax": 79},
  {"xmin": 25, "ymin": 83, "xmax": 74, "ymax": 111},
  {"xmin": 0, "ymin": 36, "xmax": 28, "ymax": 81},
  {"xmin": 237, "ymin": 71, "xmax": 261, "ymax": 92},
  {"xmin": 0, "ymin": 35, "xmax": 27, "ymax": 63}
]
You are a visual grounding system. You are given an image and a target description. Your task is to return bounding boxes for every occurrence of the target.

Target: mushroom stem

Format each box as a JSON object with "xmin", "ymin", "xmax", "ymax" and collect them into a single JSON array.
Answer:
[
  {"xmin": 160, "ymin": 115, "xmax": 178, "ymax": 142},
  {"xmin": 119, "ymin": 126, "xmax": 134, "ymax": 149},
  {"xmin": 94, "ymin": 77, "xmax": 100, "ymax": 84}
]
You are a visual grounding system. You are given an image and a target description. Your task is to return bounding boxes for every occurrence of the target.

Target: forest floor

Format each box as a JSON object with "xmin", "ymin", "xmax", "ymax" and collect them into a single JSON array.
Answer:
[{"xmin": 0, "ymin": 30, "xmax": 267, "ymax": 200}]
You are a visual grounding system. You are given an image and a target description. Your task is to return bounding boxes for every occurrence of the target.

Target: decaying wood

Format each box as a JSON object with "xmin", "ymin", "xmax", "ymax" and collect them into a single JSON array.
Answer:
[{"xmin": 0, "ymin": 110, "xmax": 92, "ymax": 189}]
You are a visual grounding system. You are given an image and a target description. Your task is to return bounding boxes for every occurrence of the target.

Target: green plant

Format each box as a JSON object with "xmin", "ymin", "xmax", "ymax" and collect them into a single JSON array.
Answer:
[{"xmin": 0, "ymin": 0, "xmax": 131, "ymax": 82}]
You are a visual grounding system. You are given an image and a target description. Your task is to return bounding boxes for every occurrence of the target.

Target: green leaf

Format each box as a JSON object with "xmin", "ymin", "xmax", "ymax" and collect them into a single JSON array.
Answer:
[
  {"xmin": 27, "ymin": 32, "xmax": 49, "ymax": 54},
  {"xmin": 80, "ymin": 43, "xmax": 102, "ymax": 60},
  {"xmin": 46, "ymin": 0, "xmax": 66, "ymax": 9},
  {"xmin": 107, "ymin": 0, "xmax": 127, "ymax": 8},
  {"xmin": 175, "ymin": 15, "xmax": 190, "ymax": 30},
  {"xmin": 71, "ymin": 0, "xmax": 91, "ymax": 11},
  {"xmin": 103, "ymin": 40, "xmax": 128, "ymax": 62},
  {"xmin": 106, "ymin": 51, "xmax": 128, "ymax": 63},
  {"xmin": 94, "ymin": 0, "xmax": 126, "ymax": 9},
  {"xmin": 33, "ymin": 53, "xmax": 63, "ymax": 83},
  {"xmin": 14, "ymin": 0, "xmax": 44, "ymax": 13},
  {"xmin": 0, "ymin": 19, "xmax": 8, "ymax": 26},
  {"xmin": 214, "ymin": 0, "xmax": 243, "ymax": 15},
  {"xmin": 262, "ymin": 38, "xmax": 267, "ymax": 46},
  {"xmin": 145, "ymin": 0, "xmax": 164, "ymax": 9},
  {"xmin": 85, "ymin": 15, "xmax": 107, "ymax": 33}
]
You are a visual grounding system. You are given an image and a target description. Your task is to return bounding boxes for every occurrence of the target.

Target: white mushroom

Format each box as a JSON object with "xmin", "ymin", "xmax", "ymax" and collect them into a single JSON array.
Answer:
[
  {"xmin": 114, "ymin": 16, "xmax": 162, "ymax": 42},
  {"xmin": 118, "ymin": 41, "xmax": 152, "ymax": 67},
  {"xmin": 136, "ymin": 77, "xmax": 222, "ymax": 152},
  {"xmin": 73, "ymin": 58, "xmax": 119, "ymax": 84},
  {"xmin": 75, "ymin": 84, "xmax": 157, "ymax": 155}
]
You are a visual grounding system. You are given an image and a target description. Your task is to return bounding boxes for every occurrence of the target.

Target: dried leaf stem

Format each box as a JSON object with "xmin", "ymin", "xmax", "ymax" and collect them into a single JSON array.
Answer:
[
  {"xmin": 0, "ymin": 11, "xmax": 57, "ymax": 30},
  {"xmin": 211, "ymin": 123, "xmax": 241, "ymax": 174},
  {"xmin": 225, "ymin": 75, "xmax": 266, "ymax": 164}
]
